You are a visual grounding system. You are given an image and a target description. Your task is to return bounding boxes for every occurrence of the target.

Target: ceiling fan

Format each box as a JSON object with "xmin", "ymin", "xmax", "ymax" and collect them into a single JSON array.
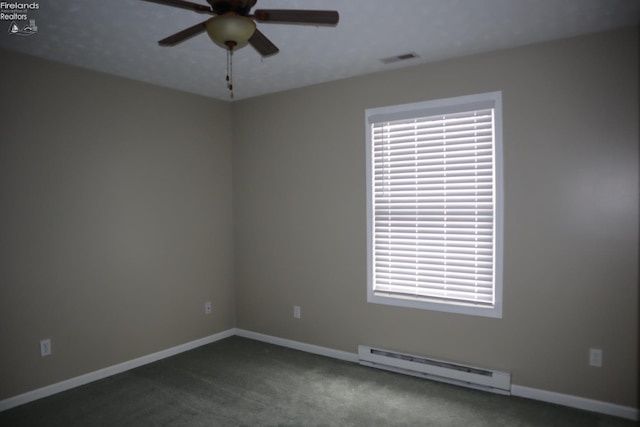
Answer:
[
  {"xmin": 143, "ymin": 0, "xmax": 339, "ymax": 54},
  {"xmin": 142, "ymin": 0, "xmax": 339, "ymax": 97}
]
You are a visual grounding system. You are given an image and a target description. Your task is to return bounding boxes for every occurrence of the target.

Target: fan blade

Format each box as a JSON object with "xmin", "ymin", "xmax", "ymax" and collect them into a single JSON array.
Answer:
[
  {"xmin": 253, "ymin": 9, "xmax": 339, "ymax": 25},
  {"xmin": 158, "ymin": 21, "xmax": 207, "ymax": 46},
  {"xmin": 249, "ymin": 28, "xmax": 279, "ymax": 56},
  {"xmin": 141, "ymin": 0, "xmax": 213, "ymax": 14}
]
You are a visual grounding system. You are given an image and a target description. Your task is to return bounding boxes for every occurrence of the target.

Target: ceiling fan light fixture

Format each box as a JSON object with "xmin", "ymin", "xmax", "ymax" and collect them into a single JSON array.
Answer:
[{"xmin": 206, "ymin": 12, "xmax": 256, "ymax": 49}]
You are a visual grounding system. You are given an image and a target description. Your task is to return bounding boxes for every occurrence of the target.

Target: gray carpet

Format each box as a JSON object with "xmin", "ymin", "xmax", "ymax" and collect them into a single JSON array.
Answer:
[{"xmin": 0, "ymin": 336, "xmax": 635, "ymax": 426}]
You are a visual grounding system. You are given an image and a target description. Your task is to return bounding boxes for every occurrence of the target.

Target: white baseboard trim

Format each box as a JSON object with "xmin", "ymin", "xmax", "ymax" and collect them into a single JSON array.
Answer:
[
  {"xmin": 0, "ymin": 329, "xmax": 235, "ymax": 412},
  {"xmin": 234, "ymin": 329, "xmax": 359, "ymax": 363},
  {"xmin": 511, "ymin": 385, "xmax": 638, "ymax": 421},
  {"xmin": 2, "ymin": 328, "xmax": 637, "ymax": 422},
  {"xmin": 234, "ymin": 331, "xmax": 638, "ymax": 421}
]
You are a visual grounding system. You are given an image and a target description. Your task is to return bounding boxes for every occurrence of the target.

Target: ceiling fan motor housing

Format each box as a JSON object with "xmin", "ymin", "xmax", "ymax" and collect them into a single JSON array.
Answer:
[{"xmin": 208, "ymin": 0, "xmax": 257, "ymax": 16}]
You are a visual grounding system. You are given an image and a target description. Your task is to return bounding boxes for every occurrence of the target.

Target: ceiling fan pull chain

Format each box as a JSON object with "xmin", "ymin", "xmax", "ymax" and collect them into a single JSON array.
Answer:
[
  {"xmin": 229, "ymin": 49, "xmax": 234, "ymax": 98},
  {"xmin": 226, "ymin": 44, "xmax": 234, "ymax": 99},
  {"xmin": 226, "ymin": 48, "xmax": 230, "ymax": 91}
]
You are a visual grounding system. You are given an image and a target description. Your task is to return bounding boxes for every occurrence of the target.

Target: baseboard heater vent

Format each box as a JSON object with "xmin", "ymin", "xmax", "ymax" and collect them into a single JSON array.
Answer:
[{"xmin": 358, "ymin": 345, "xmax": 511, "ymax": 395}]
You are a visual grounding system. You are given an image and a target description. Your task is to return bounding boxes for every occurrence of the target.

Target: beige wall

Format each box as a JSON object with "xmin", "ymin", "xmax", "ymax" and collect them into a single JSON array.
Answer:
[
  {"xmin": 0, "ymin": 50, "xmax": 235, "ymax": 399},
  {"xmin": 232, "ymin": 27, "xmax": 638, "ymax": 407}
]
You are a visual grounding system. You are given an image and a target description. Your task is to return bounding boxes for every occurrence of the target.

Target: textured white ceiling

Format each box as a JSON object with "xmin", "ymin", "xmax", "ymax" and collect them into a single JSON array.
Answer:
[{"xmin": 0, "ymin": 0, "xmax": 638, "ymax": 101}]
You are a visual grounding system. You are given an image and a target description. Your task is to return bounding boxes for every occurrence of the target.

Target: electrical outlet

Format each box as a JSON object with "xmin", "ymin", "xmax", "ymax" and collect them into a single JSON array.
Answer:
[
  {"xmin": 40, "ymin": 339, "xmax": 52, "ymax": 357},
  {"xmin": 293, "ymin": 305, "xmax": 301, "ymax": 319},
  {"xmin": 589, "ymin": 348, "xmax": 602, "ymax": 367},
  {"xmin": 205, "ymin": 301, "xmax": 212, "ymax": 315}
]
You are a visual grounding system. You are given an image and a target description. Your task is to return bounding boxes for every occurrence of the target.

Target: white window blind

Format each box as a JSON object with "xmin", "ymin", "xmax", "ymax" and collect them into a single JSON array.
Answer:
[{"xmin": 366, "ymin": 92, "xmax": 502, "ymax": 317}]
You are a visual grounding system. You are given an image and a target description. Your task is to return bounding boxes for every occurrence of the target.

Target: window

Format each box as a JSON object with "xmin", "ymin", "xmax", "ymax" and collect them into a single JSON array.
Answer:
[{"xmin": 366, "ymin": 92, "xmax": 503, "ymax": 318}]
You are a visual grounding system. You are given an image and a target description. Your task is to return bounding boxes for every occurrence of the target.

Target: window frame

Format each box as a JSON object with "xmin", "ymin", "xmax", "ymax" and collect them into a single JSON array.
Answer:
[{"xmin": 365, "ymin": 91, "xmax": 503, "ymax": 318}]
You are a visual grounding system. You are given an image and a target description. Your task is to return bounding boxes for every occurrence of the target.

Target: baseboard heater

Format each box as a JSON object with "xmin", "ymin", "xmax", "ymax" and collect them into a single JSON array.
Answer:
[{"xmin": 358, "ymin": 345, "xmax": 511, "ymax": 395}]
